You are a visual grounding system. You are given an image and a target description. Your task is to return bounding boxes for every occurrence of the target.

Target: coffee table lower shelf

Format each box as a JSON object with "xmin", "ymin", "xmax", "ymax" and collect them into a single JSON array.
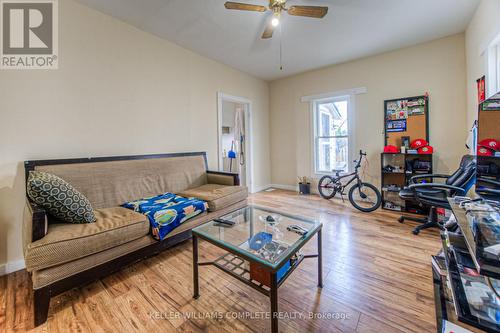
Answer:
[{"xmin": 207, "ymin": 252, "xmax": 306, "ymax": 297}]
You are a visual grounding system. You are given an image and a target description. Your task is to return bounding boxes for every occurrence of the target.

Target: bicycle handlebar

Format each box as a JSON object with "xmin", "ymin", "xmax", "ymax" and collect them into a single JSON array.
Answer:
[{"xmin": 354, "ymin": 150, "xmax": 367, "ymax": 169}]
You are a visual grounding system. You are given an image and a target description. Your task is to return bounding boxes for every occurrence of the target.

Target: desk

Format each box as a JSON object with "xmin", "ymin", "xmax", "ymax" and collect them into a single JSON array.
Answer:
[{"xmin": 432, "ymin": 199, "xmax": 500, "ymax": 333}]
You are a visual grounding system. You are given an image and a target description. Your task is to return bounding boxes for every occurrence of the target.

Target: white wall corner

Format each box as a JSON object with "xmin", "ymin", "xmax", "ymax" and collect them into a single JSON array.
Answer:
[{"xmin": 0, "ymin": 259, "xmax": 25, "ymax": 276}]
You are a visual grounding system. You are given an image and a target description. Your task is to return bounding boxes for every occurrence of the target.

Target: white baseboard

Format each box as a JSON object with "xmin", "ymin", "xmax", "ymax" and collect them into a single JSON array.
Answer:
[
  {"xmin": 270, "ymin": 184, "xmax": 298, "ymax": 191},
  {"xmin": 252, "ymin": 184, "xmax": 273, "ymax": 193},
  {"xmin": 253, "ymin": 183, "xmax": 305, "ymax": 193},
  {"xmin": 252, "ymin": 184, "xmax": 299, "ymax": 192},
  {"xmin": 0, "ymin": 259, "xmax": 25, "ymax": 276}
]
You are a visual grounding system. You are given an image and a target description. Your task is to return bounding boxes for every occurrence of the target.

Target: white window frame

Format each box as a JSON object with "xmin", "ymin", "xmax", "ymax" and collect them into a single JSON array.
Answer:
[
  {"xmin": 302, "ymin": 87, "xmax": 366, "ymax": 178},
  {"xmin": 486, "ymin": 33, "xmax": 500, "ymax": 98},
  {"xmin": 311, "ymin": 95, "xmax": 353, "ymax": 176}
]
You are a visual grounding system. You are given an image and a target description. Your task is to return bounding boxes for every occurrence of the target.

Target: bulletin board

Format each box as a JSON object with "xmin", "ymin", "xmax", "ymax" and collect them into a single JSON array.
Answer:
[
  {"xmin": 384, "ymin": 95, "xmax": 429, "ymax": 147},
  {"xmin": 478, "ymin": 98, "xmax": 500, "ymax": 142}
]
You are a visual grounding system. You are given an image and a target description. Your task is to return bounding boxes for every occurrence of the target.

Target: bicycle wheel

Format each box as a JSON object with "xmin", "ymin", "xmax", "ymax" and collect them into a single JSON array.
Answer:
[
  {"xmin": 318, "ymin": 175, "xmax": 337, "ymax": 199},
  {"xmin": 348, "ymin": 182, "xmax": 381, "ymax": 212}
]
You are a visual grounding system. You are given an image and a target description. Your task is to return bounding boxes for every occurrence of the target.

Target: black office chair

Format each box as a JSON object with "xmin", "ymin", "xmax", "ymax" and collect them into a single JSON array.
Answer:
[{"xmin": 398, "ymin": 155, "xmax": 476, "ymax": 235}]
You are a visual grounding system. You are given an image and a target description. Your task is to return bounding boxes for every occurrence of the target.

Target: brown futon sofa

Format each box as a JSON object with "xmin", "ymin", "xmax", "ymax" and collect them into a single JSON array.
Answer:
[{"xmin": 22, "ymin": 152, "xmax": 248, "ymax": 326}]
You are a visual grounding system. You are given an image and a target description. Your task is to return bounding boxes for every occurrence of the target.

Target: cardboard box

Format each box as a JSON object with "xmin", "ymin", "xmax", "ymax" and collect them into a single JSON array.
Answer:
[{"xmin": 250, "ymin": 260, "xmax": 291, "ymax": 287}]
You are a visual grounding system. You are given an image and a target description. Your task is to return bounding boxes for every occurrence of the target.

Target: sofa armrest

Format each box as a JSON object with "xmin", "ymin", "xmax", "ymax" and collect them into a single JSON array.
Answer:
[
  {"xmin": 24, "ymin": 201, "xmax": 48, "ymax": 243},
  {"xmin": 207, "ymin": 170, "xmax": 240, "ymax": 186}
]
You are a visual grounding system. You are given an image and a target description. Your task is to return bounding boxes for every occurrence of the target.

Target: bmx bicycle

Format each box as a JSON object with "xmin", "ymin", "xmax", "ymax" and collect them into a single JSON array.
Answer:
[{"xmin": 318, "ymin": 150, "xmax": 381, "ymax": 212}]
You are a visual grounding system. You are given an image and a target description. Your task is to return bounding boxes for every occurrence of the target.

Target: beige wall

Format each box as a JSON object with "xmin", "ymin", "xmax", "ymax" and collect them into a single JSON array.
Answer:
[
  {"xmin": 0, "ymin": 0, "xmax": 270, "ymax": 272},
  {"xmin": 269, "ymin": 34, "xmax": 468, "ymax": 188},
  {"xmin": 465, "ymin": 0, "xmax": 500, "ymax": 127}
]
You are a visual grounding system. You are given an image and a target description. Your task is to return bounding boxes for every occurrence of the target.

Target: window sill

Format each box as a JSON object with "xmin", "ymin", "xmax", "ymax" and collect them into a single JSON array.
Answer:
[{"xmin": 313, "ymin": 171, "xmax": 349, "ymax": 178}]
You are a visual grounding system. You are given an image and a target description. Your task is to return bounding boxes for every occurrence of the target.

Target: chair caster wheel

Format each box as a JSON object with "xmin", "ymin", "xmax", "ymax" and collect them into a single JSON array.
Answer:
[
  {"xmin": 412, "ymin": 229, "xmax": 420, "ymax": 235},
  {"xmin": 398, "ymin": 217, "xmax": 404, "ymax": 223}
]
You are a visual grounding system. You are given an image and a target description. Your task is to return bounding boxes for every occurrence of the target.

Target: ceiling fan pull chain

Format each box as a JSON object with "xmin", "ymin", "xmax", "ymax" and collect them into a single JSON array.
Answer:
[{"xmin": 279, "ymin": 23, "xmax": 283, "ymax": 71}]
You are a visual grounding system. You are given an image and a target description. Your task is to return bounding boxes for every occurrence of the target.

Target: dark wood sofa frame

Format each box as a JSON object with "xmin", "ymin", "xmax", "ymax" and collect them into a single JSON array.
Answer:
[{"xmin": 24, "ymin": 152, "xmax": 239, "ymax": 326}]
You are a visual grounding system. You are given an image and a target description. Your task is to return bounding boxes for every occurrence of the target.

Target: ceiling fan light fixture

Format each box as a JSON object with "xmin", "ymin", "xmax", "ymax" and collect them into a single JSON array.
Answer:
[
  {"xmin": 271, "ymin": 8, "xmax": 281, "ymax": 27},
  {"xmin": 224, "ymin": 1, "xmax": 329, "ymax": 40},
  {"xmin": 271, "ymin": 16, "xmax": 280, "ymax": 27}
]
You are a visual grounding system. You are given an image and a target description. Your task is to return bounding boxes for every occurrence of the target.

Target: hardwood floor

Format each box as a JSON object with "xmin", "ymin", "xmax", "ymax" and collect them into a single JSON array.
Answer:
[{"xmin": 0, "ymin": 189, "xmax": 443, "ymax": 333}]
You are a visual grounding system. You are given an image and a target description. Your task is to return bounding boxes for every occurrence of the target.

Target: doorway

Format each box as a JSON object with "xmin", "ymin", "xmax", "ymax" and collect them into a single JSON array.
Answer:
[{"xmin": 217, "ymin": 92, "xmax": 253, "ymax": 193}]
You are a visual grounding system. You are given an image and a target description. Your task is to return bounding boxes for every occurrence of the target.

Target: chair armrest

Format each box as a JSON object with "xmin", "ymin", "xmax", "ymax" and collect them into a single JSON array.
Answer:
[
  {"xmin": 476, "ymin": 178, "xmax": 500, "ymax": 196},
  {"xmin": 207, "ymin": 170, "xmax": 240, "ymax": 186},
  {"xmin": 477, "ymin": 177, "xmax": 500, "ymax": 187},
  {"xmin": 408, "ymin": 183, "xmax": 466, "ymax": 195},
  {"xmin": 476, "ymin": 188, "xmax": 500, "ymax": 196},
  {"xmin": 410, "ymin": 174, "xmax": 450, "ymax": 184},
  {"xmin": 24, "ymin": 201, "xmax": 48, "ymax": 242}
]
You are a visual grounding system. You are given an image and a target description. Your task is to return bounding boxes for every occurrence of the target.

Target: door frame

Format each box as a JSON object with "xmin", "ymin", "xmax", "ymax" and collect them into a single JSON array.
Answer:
[{"xmin": 217, "ymin": 92, "xmax": 254, "ymax": 193}]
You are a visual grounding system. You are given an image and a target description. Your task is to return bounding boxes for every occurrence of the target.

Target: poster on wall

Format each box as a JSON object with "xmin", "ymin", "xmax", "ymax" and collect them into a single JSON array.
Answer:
[
  {"xmin": 396, "ymin": 110, "xmax": 408, "ymax": 119},
  {"xmin": 477, "ymin": 76, "xmax": 486, "ymax": 104},
  {"xmin": 387, "ymin": 119, "xmax": 407, "ymax": 132},
  {"xmin": 409, "ymin": 106, "xmax": 425, "ymax": 115},
  {"xmin": 387, "ymin": 101, "xmax": 398, "ymax": 111}
]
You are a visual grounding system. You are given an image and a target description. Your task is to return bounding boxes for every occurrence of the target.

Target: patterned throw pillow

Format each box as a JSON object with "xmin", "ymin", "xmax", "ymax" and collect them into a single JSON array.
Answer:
[{"xmin": 27, "ymin": 171, "xmax": 96, "ymax": 223}]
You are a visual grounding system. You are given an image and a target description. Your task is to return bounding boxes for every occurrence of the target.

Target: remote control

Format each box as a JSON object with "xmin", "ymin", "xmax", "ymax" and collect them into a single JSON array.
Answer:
[
  {"xmin": 213, "ymin": 218, "xmax": 235, "ymax": 226},
  {"xmin": 213, "ymin": 222, "xmax": 232, "ymax": 228}
]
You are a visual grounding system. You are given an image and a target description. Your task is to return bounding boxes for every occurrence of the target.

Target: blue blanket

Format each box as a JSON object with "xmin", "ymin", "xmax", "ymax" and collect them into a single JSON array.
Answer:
[{"xmin": 122, "ymin": 192, "xmax": 208, "ymax": 240}]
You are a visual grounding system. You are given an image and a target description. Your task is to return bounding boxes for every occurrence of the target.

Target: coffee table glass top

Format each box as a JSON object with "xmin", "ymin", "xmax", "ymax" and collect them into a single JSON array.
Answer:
[{"xmin": 192, "ymin": 205, "xmax": 321, "ymax": 269}]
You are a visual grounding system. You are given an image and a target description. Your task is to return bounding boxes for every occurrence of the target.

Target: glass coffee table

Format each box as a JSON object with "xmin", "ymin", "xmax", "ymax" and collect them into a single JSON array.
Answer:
[{"xmin": 192, "ymin": 205, "xmax": 323, "ymax": 333}]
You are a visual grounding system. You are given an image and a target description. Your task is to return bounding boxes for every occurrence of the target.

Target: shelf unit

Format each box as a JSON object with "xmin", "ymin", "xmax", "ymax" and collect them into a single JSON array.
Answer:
[
  {"xmin": 212, "ymin": 252, "xmax": 305, "ymax": 295},
  {"xmin": 380, "ymin": 152, "xmax": 433, "ymax": 213}
]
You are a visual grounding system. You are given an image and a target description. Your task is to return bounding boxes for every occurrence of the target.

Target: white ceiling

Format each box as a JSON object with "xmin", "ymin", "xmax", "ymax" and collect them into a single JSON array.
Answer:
[{"xmin": 76, "ymin": 0, "xmax": 480, "ymax": 81}]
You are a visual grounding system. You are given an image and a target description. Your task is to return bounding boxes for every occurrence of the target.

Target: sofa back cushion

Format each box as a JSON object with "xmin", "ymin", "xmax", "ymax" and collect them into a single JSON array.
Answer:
[{"xmin": 34, "ymin": 155, "xmax": 208, "ymax": 209}]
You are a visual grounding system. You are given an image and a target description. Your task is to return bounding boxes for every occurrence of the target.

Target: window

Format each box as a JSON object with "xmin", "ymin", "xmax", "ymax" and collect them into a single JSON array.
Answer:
[
  {"xmin": 487, "ymin": 34, "xmax": 500, "ymax": 97},
  {"xmin": 313, "ymin": 96, "xmax": 351, "ymax": 174},
  {"xmin": 495, "ymin": 43, "xmax": 500, "ymax": 94}
]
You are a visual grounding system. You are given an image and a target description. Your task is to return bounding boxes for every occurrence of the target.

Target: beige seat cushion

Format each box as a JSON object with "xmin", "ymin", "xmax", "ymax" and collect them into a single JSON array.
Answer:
[
  {"xmin": 178, "ymin": 184, "xmax": 248, "ymax": 211},
  {"xmin": 24, "ymin": 207, "xmax": 149, "ymax": 271}
]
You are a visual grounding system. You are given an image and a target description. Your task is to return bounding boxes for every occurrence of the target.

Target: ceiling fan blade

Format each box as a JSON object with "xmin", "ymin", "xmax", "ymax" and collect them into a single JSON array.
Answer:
[
  {"xmin": 224, "ymin": 2, "xmax": 267, "ymax": 12},
  {"xmin": 261, "ymin": 20, "xmax": 275, "ymax": 39},
  {"xmin": 287, "ymin": 5, "xmax": 328, "ymax": 18}
]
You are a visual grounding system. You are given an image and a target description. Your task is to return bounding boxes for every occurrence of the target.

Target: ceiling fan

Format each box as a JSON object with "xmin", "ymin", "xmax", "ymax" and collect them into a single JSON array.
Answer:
[{"xmin": 224, "ymin": 0, "xmax": 328, "ymax": 39}]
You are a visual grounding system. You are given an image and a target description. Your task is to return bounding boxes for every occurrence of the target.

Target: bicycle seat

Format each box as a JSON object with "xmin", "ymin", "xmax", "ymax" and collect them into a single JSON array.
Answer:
[{"xmin": 331, "ymin": 169, "xmax": 344, "ymax": 176}]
